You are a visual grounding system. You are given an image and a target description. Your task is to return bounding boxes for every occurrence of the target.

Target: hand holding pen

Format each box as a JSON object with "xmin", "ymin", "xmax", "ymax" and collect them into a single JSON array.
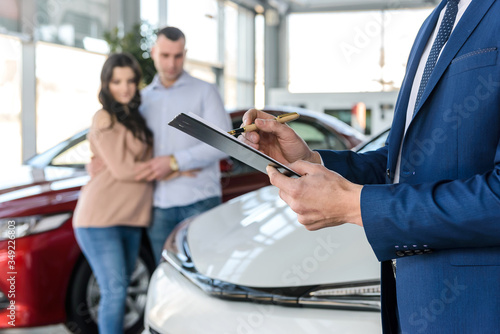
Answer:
[
  {"xmin": 236, "ymin": 109, "xmax": 322, "ymax": 165},
  {"xmin": 228, "ymin": 112, "xmax": 300, "ymax": 136}
]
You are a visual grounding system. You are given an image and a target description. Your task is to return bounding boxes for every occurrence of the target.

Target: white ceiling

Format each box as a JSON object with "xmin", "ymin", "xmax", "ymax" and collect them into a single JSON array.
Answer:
[
  {"xmin": 235, "ymin": 0, "xmax": 440, "ymax": 14},
  {"xmin": 285, "ymin": 0, "xmax": 440, "ymax": 12}
]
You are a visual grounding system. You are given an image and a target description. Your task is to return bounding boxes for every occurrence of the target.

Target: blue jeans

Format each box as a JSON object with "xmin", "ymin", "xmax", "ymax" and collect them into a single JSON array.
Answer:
[
  {"xmin": 148, "ymin": 196, "xmax": 221, "ymax": 264},
  {"xmin": 74, "ymin": 226, "xmax": 142, "ymax": 334}
]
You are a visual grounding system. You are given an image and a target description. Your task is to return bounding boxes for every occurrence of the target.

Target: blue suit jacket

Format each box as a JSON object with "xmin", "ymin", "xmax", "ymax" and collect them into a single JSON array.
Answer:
[{"xmin": 319, "ymin": 0, "xmax": 500, "ymax": 332}]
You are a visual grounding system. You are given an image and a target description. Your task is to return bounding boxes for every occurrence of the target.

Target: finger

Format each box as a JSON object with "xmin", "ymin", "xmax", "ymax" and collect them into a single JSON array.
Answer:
[
  {"xmin": 242, "ymin": 109, "xmax": 259, "ymax": 126},
  {"xmin": 135, "ymin": 167, "xmax": 154, "ymax": 181},
  {"xmin": 242, "ymin": 109, "xmax": 275, "ymax": 126},
  {"xmin": 254, "ymin": 118, "xmax": 296, "ymax": 140},
  {"xmin": 246, "ymin": 130, "xmax": 261, "ymax": 143},
  {"xmin": 304, "ymin": 217, "xmax": 342, "ymax": 231},
  {"xmin": 186, "ymin": 169, "xmax": 201, "ymax": 177},
  {"xmin": 148, "ymin": 166, "xmax": 166, "ymax": 181},
  {"xmin": 297, "ymin": 216, "xmax": 323, "ymax": 231},
  {"xmin": 237, "ymin": 132, "xmax": 260, "ymax": 149},
  {"xmin": 134, "ymin": 161, "xmax": 150, "ymax": 174},
  {"xmin": 146, "ymin": 172, "xmax": 159, "ymax": 182},
  {"xmin": 266, "ymin": 165, "xmax": 297, "ymax": 192},
  {"xmin": 149, "ymin": 161, "xmax": 168, "ymax": 177},
  {"xmin": 277, "ymin": 187, "xmax": 295, "ymax": 208}
]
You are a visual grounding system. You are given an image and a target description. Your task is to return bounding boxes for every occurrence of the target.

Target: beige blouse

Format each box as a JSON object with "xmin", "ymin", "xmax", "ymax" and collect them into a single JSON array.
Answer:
[{"xmin": 73, "ymin": 109, "xmax": 153, "ymax": 228}]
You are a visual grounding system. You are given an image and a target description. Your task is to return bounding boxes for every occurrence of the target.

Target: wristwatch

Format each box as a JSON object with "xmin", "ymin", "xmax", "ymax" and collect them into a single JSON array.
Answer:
[{"xmin": 169, "ymin": 155, "xmax": 179, "ymax": 172}]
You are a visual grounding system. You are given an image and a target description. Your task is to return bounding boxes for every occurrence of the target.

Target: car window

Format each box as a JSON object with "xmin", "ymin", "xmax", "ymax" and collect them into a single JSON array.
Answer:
[
  {"xmin": 288, "ymin": 121, "xmax": 346, "ymax": 151},
  {"xmin": 357, "ymin": 129, "xmax": 389, "ymax": 153},
  {"xmin": 51, "ymin": 139, "xmax": 91, "ymax": 167}
]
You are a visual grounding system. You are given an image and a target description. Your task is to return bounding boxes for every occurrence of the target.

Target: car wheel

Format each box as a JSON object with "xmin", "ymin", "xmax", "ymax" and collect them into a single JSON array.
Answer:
[{"xmin": 66, "ymin": 244, "xmax": 155, "ymax": 334}]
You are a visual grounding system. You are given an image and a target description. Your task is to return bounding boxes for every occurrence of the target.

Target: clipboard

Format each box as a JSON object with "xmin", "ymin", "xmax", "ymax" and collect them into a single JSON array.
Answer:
[{"xmin": 168, "ymin": 112, "xmax": 300, "ymax": 178}]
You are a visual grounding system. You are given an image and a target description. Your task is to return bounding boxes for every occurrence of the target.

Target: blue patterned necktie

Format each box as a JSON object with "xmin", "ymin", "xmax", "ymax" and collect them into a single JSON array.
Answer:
[{"xmin": 414, "ymin": 0, "xmax": 460, "ymax": 113}]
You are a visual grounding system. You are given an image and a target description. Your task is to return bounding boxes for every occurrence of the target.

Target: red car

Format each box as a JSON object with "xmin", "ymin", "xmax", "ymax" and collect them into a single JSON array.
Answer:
[{"xmin": 0, "ymin": 107, "xmax": 365, "ymax": 333}]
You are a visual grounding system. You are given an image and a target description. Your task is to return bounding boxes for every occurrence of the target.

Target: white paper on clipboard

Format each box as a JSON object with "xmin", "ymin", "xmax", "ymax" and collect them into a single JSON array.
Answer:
[{"xmin": 168, "ymin": 112, "xmax": 300, "ymax": 178}]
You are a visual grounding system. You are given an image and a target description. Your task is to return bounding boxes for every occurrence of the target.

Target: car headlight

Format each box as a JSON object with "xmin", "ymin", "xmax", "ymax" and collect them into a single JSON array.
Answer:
[{"xmin": 0, "ymin": 213, "xmax": 72, "ymax": 241}]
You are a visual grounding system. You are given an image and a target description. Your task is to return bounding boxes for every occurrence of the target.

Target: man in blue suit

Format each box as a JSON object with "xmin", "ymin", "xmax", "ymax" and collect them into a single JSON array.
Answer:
[{"xmin": 240, "ymin": 0, "xmax": 500, "ymax": 332}]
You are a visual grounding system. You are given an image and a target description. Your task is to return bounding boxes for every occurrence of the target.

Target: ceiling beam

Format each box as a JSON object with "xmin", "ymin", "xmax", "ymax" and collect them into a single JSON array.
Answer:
[
  {"xmin": 228, "ymin": 0, "xmax": 264, "ymax": 12},
  {"xmin": 283, "ymin": 0, "xmax": 440, "ymax": 13}
]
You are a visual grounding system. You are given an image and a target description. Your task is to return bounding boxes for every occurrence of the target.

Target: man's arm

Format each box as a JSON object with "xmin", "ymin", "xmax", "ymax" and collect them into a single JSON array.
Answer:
[
  {"xmin": 362, "ymin": 159, "xmax": 500, "ymax": 261},
  {"xmin": 268, "ymin": 147, "xmax": 500, "ymax": 262},
  {"xmin": 317, "ymin": 146, "xmax": 389, "ymax": 185}
]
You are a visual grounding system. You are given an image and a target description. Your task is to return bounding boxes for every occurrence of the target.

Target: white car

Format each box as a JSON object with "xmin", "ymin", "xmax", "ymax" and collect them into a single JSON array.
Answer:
[{"xmin": 144, "ymin": 187, "xmax": 385, "ymax": 333}]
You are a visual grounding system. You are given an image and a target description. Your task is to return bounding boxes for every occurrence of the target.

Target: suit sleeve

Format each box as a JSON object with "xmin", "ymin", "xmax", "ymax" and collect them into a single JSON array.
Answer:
[
  {"xmin": 318, "ymin": 145, "xmax": 389, "ymax": 185},
  {"xmin": 173, "ymin": 84, "xmax": 231, "ymax": 170},
  {"xmin": 361, "ymin": 136, "xmax": 500, "ymax": 262},
  {"xmin": 89, "ymin": 111, "xmax": 147, "ymax": 182}
]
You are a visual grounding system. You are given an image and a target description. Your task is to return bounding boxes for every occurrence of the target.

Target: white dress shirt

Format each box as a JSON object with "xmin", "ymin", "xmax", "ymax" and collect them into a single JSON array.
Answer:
[{"xmin": 140, "ymin": 71, "xmax": 231, "ymax": 209}]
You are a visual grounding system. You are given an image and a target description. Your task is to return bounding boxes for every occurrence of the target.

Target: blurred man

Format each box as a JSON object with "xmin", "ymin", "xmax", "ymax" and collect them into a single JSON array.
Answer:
[{"xmin": 136, "ymin": 27, "xmax": 231, "ymax": 263}]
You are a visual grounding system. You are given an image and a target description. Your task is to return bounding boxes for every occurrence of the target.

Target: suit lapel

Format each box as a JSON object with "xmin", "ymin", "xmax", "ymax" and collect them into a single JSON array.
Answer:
[
  {"xmin": 387, "ymin": 2, "xmax": 445, "ymax": 172},
  {"xmin": 412, "ymin": 0, "xmax": 496, "ymax": 118}
]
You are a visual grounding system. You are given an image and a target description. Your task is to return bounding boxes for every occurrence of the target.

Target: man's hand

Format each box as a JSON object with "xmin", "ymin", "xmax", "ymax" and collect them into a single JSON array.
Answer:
[
  {"xmin": 135, "ymin": 156, "xmax": 173, "ymax": 181},
  {"xmin": 86, "ymin": 156, "xmax": 105, "ymax": 177},
  {"xmin": 266, "ymin": 161, "xmax": 363, "ymax": 230},
  {"xmin": 238, "ymin": 109, "xmax": 321, "ymax": 165}
]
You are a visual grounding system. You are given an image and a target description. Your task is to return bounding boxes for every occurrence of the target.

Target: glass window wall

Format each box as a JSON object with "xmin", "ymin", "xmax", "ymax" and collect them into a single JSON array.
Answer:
[
  {"xmin": 140, "ymin": 0, "xmax": 159, "ymax": 28},
  {"xmin": 167, "ymin": 0, "xmax": 219, "ymax": 65},
  {"xmin": 36, "ymin": 42, "xmax": 106, "ymax": 153},
  {"xmin": 35, "ymin": 0, "xmax": 110, "ymax": 49},
  {"xmin": 224, "ymin": 2, "xmax": 238, "ymax": 108},
  {"xmin": 288, "ymin": 8, "xmax": 432, "ymax": 93},
  {"xmin": 224, "ymin": 2, "xmax": 255, "ymax": 109},
  {"xmin": 254, "ymin": 14, "xmax": 265, "ymax": 109},
  {"xmin": 0, "ymin": 35, "xmax": 22, "ymax": 169}
]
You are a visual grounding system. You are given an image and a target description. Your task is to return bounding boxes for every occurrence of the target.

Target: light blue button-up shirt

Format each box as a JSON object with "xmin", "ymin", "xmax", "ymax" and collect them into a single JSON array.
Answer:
[{"xmin": 140, "ymin": 71, "xmax": 231, "ymax": 209}]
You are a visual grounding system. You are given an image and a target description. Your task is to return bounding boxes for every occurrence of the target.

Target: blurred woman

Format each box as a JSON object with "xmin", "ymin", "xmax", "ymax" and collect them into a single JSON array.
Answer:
[{"xmin": 73, "ymin": 53, "xmax": 153, "ymax": 334}]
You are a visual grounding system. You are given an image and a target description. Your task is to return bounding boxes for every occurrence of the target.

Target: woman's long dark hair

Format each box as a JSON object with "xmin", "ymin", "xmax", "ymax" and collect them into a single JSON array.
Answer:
[{"xmin": 98, "ymin": 53, "xmax": 153, "ymax": 148}]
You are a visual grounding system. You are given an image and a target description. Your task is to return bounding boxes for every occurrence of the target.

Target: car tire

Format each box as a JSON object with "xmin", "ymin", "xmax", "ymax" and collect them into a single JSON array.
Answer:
[{"xmin": 66, "ymin": 244, "xmax": 155, "ymax": 334}]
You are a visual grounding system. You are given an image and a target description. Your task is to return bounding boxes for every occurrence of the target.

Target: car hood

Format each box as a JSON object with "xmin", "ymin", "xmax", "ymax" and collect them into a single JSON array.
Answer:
[
  {"xmin": 0, "ymin": 166, "xmax": 88, "ymax": 216},
  {"xmin": 187, "ymin": 186, "xmax": 380, "ymax": 288}
]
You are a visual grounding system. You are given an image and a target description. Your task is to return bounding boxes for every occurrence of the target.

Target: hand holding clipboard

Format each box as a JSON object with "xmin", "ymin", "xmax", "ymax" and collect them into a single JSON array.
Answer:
[{"xmin": 168, "ymin": 112, "xmax": 301, "ymax": 178}]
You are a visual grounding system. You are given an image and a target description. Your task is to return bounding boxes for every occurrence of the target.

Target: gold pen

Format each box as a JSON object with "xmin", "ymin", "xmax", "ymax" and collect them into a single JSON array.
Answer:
[{"xmin": 228, "ymin": 112, "xmax": 300, "ymax": 136}]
